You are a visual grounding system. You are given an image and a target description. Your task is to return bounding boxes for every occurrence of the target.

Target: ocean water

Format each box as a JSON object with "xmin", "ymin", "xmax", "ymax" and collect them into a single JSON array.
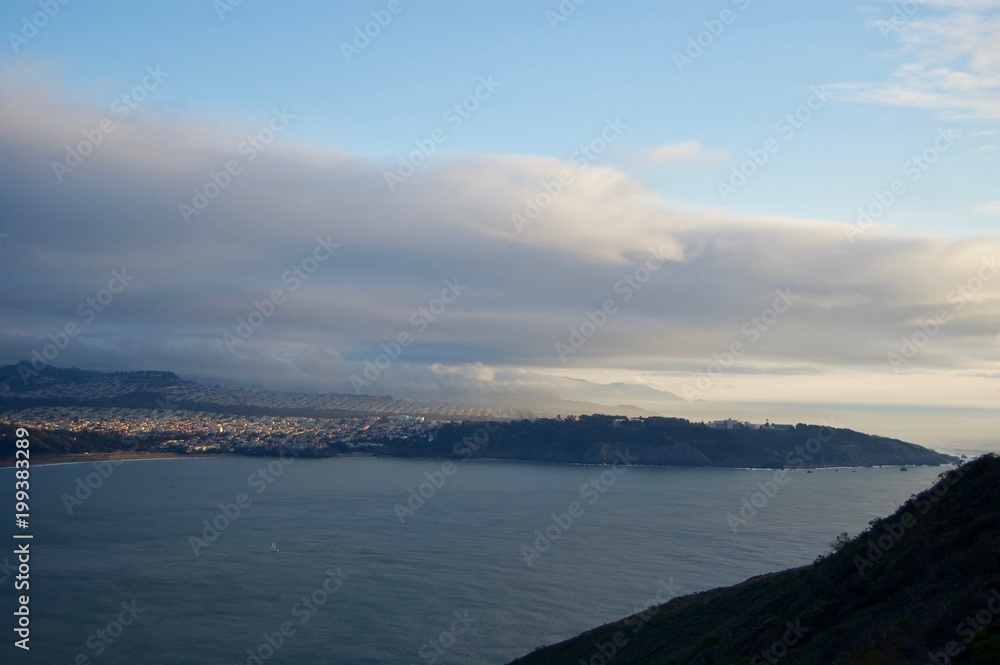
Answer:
[{"xmin": 0, "ymin": 457, "xmax": 949, "ymax": 664}]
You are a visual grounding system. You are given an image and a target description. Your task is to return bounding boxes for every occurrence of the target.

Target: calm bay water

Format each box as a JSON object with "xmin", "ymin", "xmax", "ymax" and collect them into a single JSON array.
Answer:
[{"xmin": 0, "ymin": 457, "xmax": 948, "ymax": 664}]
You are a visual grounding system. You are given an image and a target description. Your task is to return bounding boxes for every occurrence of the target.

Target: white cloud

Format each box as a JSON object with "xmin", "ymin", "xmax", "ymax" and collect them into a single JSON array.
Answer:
[
  {"xmin": 974, "ymin": 201, "xmax": 1000, "ymax": 214},
  {"xmin": 638, "ymin": 140, "xmax": 728, "ymax": 166},
  {"xmin": 833, "ymin": 2, "xmax": 1000, "ymax": 120},
  {"xmin": 0, "ymin": 76, "xmax": 998, "ymax": 411}
]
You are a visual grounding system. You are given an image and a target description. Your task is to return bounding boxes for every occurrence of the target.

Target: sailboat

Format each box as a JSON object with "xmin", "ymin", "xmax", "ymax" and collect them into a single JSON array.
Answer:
[{"xmin": 270, "ymin": 541, "xmax": 279, "ymax": 553}]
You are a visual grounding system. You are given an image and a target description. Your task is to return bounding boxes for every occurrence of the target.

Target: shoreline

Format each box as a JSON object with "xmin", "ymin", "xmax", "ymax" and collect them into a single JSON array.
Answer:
[
  {"xmin": 0, "ymin": 451, "xmax": 224, "ymax": 468},
  {"xmin": 0, "ymin": 449, "xmax": 961, "ymax": 470}
]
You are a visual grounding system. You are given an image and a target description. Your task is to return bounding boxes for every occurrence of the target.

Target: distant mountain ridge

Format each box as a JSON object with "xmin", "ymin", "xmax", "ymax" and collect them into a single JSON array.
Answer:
[
  {"xmin": 0, "ymin": 364, "xmax": 660, "ymax": 419},
  {"xmin": 0, "ymin": 364, "xmax": 192, "ymax": 393},
  {"xmin": 0, "ymin": 363, "xmax": 510, "ymax": 419}
]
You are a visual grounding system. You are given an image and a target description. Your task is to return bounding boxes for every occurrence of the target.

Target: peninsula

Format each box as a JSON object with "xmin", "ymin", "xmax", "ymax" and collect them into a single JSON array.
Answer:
[{"xmin": 0, "ymin": 366, "xmax": 959, "ymax": 468}]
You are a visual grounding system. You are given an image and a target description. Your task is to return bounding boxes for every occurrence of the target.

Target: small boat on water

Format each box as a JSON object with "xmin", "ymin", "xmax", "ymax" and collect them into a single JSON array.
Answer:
[
  {"xmin": 270, "ymin": 541, "xmax": 279, "ymax": 553},
  {"xmin": 900, "ymin": 466, "xmax": 908, "ymax": 472}
]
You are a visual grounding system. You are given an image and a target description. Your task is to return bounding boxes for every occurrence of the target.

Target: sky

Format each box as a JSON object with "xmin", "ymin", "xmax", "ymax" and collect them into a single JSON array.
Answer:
[{"xmin": 0, "ymin": 0, "xmax": 998, "ymax": 451}]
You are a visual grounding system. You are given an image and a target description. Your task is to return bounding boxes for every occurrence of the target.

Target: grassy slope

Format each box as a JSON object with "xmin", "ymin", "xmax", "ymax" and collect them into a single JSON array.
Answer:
[{"xmin": 510, "ymin": 454, "xmax": 1000, "ymax": 665}]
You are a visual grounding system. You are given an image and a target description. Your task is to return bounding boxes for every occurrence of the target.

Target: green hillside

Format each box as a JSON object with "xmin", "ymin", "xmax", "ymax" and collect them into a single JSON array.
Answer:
[{"xmin": 509, "ymin": 454, "xmax": 1000, "ymax": 665}]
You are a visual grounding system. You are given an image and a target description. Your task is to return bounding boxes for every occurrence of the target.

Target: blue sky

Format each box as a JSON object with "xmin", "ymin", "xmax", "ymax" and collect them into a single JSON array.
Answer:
[
  {"xmin": 1, "ymin": 0, "xmax": 998, "ymax": 449},
  {"xmin": 5, "ymin": 0, "xmax": 996, "ymax": 231}
]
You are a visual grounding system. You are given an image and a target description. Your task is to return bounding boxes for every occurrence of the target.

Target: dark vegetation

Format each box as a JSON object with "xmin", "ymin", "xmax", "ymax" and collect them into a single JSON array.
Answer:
[
  {"xmin": 0, "ymin": 423, "xmax": 163, "ymax": 456},
  {"xmin": 509, "ymin": 454, "xmax": 1000, "ymax": 665},
  {"xmin": 384, "ymin": 414, "xmax": 959, "ymax": 468}
]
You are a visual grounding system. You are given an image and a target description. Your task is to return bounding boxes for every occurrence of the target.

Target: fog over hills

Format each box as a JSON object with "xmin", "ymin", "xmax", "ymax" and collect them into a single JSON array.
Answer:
[{"xmin": 0, "ymin": 363, "xmax": 663, "ymax": 419}]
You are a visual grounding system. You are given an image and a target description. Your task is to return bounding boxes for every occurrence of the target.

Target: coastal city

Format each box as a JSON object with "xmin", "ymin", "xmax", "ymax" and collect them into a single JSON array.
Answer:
[
  {"xmin": 0, "ymin": 405, "xmax": 438, "ymax": 454},
  {"xmin": 0, "ymin": 368, "xmax": 801, "ymax": 457}
]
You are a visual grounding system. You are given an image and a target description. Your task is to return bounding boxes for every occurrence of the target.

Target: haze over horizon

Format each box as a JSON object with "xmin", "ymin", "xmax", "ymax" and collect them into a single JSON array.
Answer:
[{"xmin": 1, "ymin": 0, "xmax": 998, "ymax": 452}]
